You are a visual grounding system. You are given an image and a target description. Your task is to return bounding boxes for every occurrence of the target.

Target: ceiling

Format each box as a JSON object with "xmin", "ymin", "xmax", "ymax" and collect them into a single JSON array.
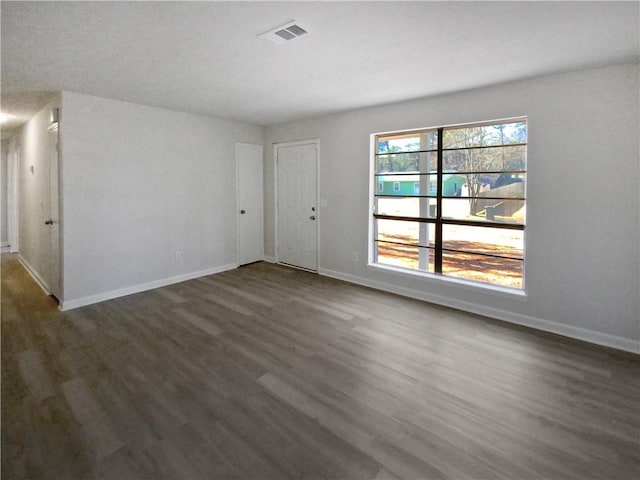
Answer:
[{"xmin": 1, "ymin": 1, "xmax": 638, "ymax": 136}]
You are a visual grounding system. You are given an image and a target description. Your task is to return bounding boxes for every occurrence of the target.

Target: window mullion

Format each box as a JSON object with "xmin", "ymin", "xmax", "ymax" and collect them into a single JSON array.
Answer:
[
  {"xmin": 418, "ymin": 132, "xmax": 430, "ymax": 271},
  {"xmin": 435, "ymin": 127, "xmax": 444, "ymax": 274}
]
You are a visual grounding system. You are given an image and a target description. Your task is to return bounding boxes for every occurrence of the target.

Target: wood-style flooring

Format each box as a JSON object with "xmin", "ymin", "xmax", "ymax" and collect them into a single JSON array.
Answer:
[{"xmin": 2, "ymin": 253, "xmax": 639, "ymax": 479}]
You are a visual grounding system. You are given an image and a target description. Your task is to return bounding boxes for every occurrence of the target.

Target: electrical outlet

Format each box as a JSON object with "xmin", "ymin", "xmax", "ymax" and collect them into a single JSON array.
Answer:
[
  {"xmin": 175, "ymin": 251, "xmax": 182, "ymax": 261},
  {"xmin": 352, "ymin": 251, "xmax": 358, "ymax": 262}
]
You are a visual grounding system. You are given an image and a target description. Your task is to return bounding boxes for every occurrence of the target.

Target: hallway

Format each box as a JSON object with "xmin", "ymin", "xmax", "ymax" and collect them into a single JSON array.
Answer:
[{"xmin": 2, "ymin": 254, "xmax": 639, "ymax": 479}]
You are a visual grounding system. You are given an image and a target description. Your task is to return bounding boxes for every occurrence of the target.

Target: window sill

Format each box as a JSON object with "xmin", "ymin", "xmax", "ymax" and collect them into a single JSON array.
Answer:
[{"xmin": 367, "ymin": 262, "xmax": 527, "ymax": 301}]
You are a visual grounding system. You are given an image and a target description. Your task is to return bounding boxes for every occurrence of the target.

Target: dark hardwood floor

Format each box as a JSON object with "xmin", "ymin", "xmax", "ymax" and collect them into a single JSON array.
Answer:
[{"xmin": 2, "ymin": 253, "xmax": 639, "ymax": 479}]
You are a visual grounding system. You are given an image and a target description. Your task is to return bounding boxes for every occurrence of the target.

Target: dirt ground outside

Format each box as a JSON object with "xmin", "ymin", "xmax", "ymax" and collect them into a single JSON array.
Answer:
[
  {"xmin": 376, "ymin": 198, "xmax": 524, "ymax": 288},
  {"xmin": 377, "ymin": 237, "xmax": 522, "ymax": 288}
]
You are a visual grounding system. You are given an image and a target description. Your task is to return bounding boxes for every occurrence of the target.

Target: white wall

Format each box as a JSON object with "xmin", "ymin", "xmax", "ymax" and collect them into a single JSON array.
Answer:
[
  {"xmin": 17, "ymin": 96, "xmax": 61, "ymax": 289},
  {"xmin": 1, "ymin": 139, "xmax": 8, "ymax": 246},
  {"xmin": 7, "ymin": 136, "xmax": 20, "ymax": 253},
  {"xmin": 60, "ymin": 91, "xmax": 263, "ymax": 308},
  {"xmin": 265, "ymin": 64, "xmax": 640, "ymax": 352}
]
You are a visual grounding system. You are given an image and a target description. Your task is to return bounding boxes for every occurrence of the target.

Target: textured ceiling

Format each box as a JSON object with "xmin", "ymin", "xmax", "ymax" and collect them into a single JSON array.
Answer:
[{"xmin": 1, "ymin": 1, "xmax": 639, "ymax": 135}]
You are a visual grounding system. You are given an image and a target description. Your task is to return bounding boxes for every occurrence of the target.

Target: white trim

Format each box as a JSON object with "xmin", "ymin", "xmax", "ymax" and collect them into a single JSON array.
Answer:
[
  {"xmin": 318, "ymin": 267, "xmax": 640, "ymax": 354},
  {"xmin": 61, "ymin": 263, "xmax": 237, "ymax": 311},
  {"xmin": 58, "ymin": 105, "xmax": 65, "ymax": 300},
  {"xmin": 273, "ymin": 138, "xmax": 320, "ymax": 272},
  {"xmin": 273, "ymin": 143, "xmax": 278, "ymax": 264},
  {"xmin": 18, "ymin": 254, "xmax": 51, "ymax": 296},
  {"xmin": 1, "ymin": 246, "xmax": 10, "ymax": 254},
  {"xmin": 368, "ymin": 134, "xmax": 376, "ymax": 266},
  {"xmin": 263, "ymin": 255, "xmax": 276, "ymax": 263},
  {"xmin": 316, "ymin": 140, "xmax": 320, "ymax": 272},
  {"xmin": 48, "ymin": 117, "xmax": 62, "ymax": 299},
  {"xmin": 368, "ymin": 262, "xmax": 527, "ymax": 300},
  {"xmin": 279, "ymin": 261, "xmax": 317, "ymax": 273}
]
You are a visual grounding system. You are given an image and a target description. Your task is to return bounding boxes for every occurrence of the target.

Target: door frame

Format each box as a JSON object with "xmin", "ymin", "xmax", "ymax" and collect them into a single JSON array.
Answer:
[
  {"xmin": 273, "ymin": 139, "xmax": 320, "ymax": 272},
  {"xmin": 47, "ymin": 119, "xmax": 62, "ymax": 300},
  {"xmin": 235, "ymin": 142, "xmax": 264, "ymax": 266}
]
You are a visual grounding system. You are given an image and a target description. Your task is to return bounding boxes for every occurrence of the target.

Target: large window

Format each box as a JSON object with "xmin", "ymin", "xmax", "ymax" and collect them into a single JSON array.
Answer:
[{"xmin": 372, "ymin": 118, "xmax": 527, "ymax": 289}]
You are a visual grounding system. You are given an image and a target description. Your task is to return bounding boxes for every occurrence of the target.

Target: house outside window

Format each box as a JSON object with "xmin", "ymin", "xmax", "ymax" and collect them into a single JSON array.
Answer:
[{"xmin": 371, "ymin": 118, "xmax": 527, "ymax": 289}]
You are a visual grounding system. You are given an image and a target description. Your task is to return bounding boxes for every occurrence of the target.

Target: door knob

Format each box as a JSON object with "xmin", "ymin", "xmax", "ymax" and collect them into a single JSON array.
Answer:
[
  {"xmin": 44, "ymin": 219, "xmax": 54, "ymax": 225},
  {"xmin": 310, "ymin": 215, "xmax": 316, "ymax": 220},
  {"xmin": 240, "ymin": 210, "xmax": 246, "ymax": 214}
]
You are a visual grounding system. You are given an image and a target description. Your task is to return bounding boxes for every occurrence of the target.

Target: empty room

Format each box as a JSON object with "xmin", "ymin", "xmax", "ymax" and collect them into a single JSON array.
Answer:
[{"xmin": 1, "ymin": 1, "xmax": 639, "ymax": 479}]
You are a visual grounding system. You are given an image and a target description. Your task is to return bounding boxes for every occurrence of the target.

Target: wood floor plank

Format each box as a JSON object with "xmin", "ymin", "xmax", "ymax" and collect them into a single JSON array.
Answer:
[
  {"xmin": 2, "ymin": 253, "xmax": 639, "ymax": 479},
  {"xmin": 61, "ymin": 378, "xmax": 125, "ymax": 459},
  {"xmin": 17, "ymin": 349, "xmax": 56, "ymax": 402},
  {"xmin": 204, "ymin": 293, "xmax": 256, "ymax": 316},
  {"xmin": 153, "ymin": 287, "xmax": 187, "ymax": 305},
  {"xmin": 198, "ymin": 276, "xmax": 276, "ymax": 308},
  {"xmin": 258, "ymin": 371, "xmax": 378, "ymax": 451},
  {"xmin": 172, "ymin": 307, "xmax": 223, "ymax": 337}
]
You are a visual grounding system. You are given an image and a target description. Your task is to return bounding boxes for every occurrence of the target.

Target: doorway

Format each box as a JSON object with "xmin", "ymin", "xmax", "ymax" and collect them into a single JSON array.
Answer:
[
  {"xmin": 45, "ymin": 118, "xmax": 61, "ymax": 300},
  {"xmin": 236, "ymin": 143, "xmax": 264, "ymax": 266},
  {"xmin": 275, "ymin": 140, "xmax": 318, "ymax": 271}
]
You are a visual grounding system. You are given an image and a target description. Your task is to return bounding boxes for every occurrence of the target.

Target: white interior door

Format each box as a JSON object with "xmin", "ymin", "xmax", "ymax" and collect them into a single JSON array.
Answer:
[
  {"xmin": 7, "ymin": 143, "xmax": 19, "ymax": 253},
  {"xmin": 45, "ymin": 121, "xmax": 61, "ymax": 299},
  {"xmin": 236, "ymin": 143, "xmax": 264, "ymax": 266},
  {"xmin": 276, "ymin": 141, "xmax": 318, "ymax": 271}
]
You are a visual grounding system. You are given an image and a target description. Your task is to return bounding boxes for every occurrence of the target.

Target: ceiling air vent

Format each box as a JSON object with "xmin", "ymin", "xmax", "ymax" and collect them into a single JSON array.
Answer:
[{"xmin": 259, "ymin": 21, "xmax": 308, "ymax": 45}]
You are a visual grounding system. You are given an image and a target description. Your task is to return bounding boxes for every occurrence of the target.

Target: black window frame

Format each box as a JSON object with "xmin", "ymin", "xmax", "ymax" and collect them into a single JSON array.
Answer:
[{"xmin": 372, "ymin": 118, "xmax": 527, "ymax": 289}]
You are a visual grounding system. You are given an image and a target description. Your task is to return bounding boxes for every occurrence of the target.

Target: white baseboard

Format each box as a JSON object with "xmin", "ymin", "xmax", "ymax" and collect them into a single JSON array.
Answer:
[
  {"xmin": 318, "ymin": 267, "xmax": 640, "ymax": 354},
  {"xmin": 1, "ymin": 246, "xmax": 10, "ymax": 254},
  {"xmin": 263, "ymin": 255, "xmax": 276, "ymax": 263},
  {"xmin": 18, "ymin": 254, "xmax": 51, "ymax": 296},
  {"xmin": 61, "ymin": 263, "xmax": 237, "ymax": 311}
]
